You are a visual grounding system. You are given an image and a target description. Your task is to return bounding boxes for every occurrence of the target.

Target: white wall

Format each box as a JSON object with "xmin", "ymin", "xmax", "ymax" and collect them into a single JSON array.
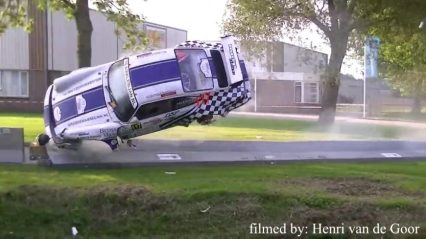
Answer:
[
  {"xmin": 48, "ymin": 11, "xmax": 78, "ymax": 71},
  {"xmin": 0, "ymin": 28, "xmax": 29, "ymax": 70},
  {"xmin": 243, "ymin": 42, "xmax": 327, "ymax": 82},
  {"xmin": 166, "ymin": 27, "xmax": 187, "ymax": 47},
  {"xmin": 47, "ymin": 10, "xmax": 187, "ymax": 71}
]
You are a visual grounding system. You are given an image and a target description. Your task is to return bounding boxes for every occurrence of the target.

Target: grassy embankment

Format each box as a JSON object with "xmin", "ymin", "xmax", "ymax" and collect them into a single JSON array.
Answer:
[{"xmin": 0, "ymin": 162, "xmax": 425, "ymax": 238}]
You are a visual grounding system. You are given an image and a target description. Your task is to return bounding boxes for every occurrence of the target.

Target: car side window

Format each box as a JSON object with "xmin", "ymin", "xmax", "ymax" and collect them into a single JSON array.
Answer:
[{"xmin": 175, "ymin": 49, "xmax": 213, "ymax": 92}]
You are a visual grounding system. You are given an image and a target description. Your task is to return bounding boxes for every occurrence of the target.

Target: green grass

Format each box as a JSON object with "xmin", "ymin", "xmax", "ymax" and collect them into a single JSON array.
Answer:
[
  {"xmin": 0, "ymin": 112, "xmax": 44, "ymax": 143},
  {"xmin": 1, "ymin": 112, "xmax": 425, "ymax": 144},
  {"xmin": 0, "ymin": 162, "xmax": 425, "ymax": 238}
]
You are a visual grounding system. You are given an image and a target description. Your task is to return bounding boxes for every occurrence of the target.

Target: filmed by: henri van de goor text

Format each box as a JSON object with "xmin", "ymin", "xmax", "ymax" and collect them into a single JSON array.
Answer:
[{"xmin": 249, "ymin": 222, "xmax": 421, "ymax": 237}]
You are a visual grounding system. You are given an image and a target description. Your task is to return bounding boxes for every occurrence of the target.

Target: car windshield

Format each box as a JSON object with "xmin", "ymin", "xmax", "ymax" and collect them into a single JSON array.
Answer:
[
  {"xmin": 175, "ymin": 49, "xmax": 213, "ymax": 92},
  {"xmin": 107, "ymin": 58, "xmax": 136, "ymax": 122}
]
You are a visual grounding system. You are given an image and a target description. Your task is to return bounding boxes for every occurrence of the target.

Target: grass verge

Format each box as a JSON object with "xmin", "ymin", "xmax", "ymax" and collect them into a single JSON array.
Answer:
[
  {"xmin": 0, "ymin": 162, "xmax": 425, "ymax": 238},
  {"xmin": 1, "ymin": 113, "xmax": 425, "ymax": 143}
]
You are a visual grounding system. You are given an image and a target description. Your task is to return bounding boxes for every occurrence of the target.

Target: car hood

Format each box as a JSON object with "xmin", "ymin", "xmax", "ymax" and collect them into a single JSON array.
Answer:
[{"xmin": 51, "ymin": 63, "xmax": 110, "ymax": 125}]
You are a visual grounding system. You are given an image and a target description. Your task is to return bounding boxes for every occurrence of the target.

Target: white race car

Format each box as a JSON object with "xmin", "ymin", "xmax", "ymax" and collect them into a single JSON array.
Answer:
[{"xmin": 39, "ymin": 36, "xmax": 251, "ymax": 150}]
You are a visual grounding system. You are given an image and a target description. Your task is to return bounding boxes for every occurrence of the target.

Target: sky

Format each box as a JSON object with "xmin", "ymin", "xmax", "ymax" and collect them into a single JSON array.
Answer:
[
  {"xmin": 128, "ymin": 0, "xmax": 363, "ymax": 79},
  {"xmin": 128, "ymin": 0, "xmax": 227, "ymax": 40}
]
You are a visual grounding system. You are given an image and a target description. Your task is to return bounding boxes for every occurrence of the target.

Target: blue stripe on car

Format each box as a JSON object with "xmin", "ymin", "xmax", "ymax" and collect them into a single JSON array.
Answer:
[
  {"xmin": 130, "ymin": 59, "xmax": 181, "ymax": 89},
  {"xmin": 43, "ymin": 106, "xmax": 50, "ymax": 127},
  {"xmin": 54, "ymin": 86, "xmax": 105, "ymax": 124},
  {"xmin": 239, "ymin": 60, "xmax": 249, "ymax": 81}
]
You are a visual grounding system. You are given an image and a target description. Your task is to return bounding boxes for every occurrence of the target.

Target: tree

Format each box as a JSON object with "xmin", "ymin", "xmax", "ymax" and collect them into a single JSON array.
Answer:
[
  {"xmin": 0, "ymin": 0, "xmax": 32, "ymax": 33},
  {"xmin": 1, "ymin": 0, "xmax": 147, "ymax": 68},
  {"xmin": 38, "ymin": 0, "xmax": 147, "ymax": 68},
  {"xmin": 364, "ymin": 0, "xmax": 426, "ymax": 114},
  {"xmin": 223, "ymin": 0, "xmax": 369, "ymax": 124}
]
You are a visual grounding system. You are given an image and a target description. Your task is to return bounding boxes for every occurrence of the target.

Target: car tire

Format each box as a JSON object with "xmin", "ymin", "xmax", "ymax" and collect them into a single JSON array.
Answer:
[{"xmin": 37, "ymin": 134, "xmax": 50, "ymax": 146}]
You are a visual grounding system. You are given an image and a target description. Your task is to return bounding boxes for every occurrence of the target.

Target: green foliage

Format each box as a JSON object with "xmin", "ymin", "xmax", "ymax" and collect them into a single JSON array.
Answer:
[
  {"xmin": 360, "ymin": 0, "xmax": 426, "ymax": 99},
  {"xmin": 0, "ymin": 0, "xmax": 32, "ymax": 34},
  {"xmin": 40, "ymin": 0, "xmax": 148, "ymax": 51},
  {"xmin": 93, "ymin": 0, "xmax": 148, "ymax": 51},
  {"xmin": 1, "ymin": 0, "xmax": 148, "ymax": 51},
  {"xmin": 223, "ymin": 0, "xmax": 369, "ymax": 123}
]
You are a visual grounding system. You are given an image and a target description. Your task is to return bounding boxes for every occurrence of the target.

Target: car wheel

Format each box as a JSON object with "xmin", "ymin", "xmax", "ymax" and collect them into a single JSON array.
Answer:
[{"xmin": 37, "ymin": 134, "xmax": 50, "ymax": 146}]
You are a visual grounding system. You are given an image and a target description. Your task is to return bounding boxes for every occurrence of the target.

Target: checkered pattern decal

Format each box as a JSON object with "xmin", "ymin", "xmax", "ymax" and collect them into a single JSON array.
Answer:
[
  {"xmin": 177, "ymin": 40, "xmax": 223, "ymax": 51},
  {"xmin": 164, "ymin": 38, "xmax": 250, "ymax": 128},
  {"xmin": 164, "ymin": 81, "xmax": 251, "ymax": 128}
]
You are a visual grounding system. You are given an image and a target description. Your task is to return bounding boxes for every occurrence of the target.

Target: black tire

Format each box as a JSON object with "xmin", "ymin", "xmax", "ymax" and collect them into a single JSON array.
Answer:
[{"xmin": 37, "ymin": 134, "xmax": 50, "ymax": 146}]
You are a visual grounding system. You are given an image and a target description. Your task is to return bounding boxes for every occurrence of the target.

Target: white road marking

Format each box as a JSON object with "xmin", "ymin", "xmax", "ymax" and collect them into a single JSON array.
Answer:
[
  {"xmin": 381, "ymin": 153, "xmax": 402, "ymax": 158},
  {"xmin": 157, "ymin": 154, "xmax": 182, "ymax": 160}
]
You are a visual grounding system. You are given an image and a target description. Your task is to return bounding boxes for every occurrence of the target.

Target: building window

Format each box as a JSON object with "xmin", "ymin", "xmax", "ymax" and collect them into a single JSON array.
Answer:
[
  {"xmin": 295, "ymin": 81, "xmax": 319, "ymax": 103},
  {"xmin": 0, "ymin": 70, "xmax": 29, "ymax": 97},
  {"xmin": 145, "ymin": 25, "xmax": 166, "ymax": 49},
  {"xmin": 295, "ymin": 81, "xmax": 302, "ymax": 103},
  {"xmin": 304, "ymin": 82, "xmax": 319, "ymax": 103}
]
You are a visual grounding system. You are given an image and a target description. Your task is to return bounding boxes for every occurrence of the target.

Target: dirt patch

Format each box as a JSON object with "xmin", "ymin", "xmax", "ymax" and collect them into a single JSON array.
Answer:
[
  {"xmin": 283, "ymin": 177, "xmax": 422, "ymax": 197},
  {"xmin": 323, "ymin": 178, "xmax": 394, "ymax": 196}
]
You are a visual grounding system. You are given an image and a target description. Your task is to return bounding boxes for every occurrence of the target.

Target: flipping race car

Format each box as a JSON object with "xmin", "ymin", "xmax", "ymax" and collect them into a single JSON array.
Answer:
[{"xmin": 39, "ymin": 36, "xmax": 251, "ymax": 150}]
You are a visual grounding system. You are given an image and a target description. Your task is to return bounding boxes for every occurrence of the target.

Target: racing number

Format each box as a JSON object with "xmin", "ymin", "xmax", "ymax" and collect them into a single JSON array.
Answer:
[{"xmin": 131, "ymin": 122, "xmax": 142, "ymax": 130}]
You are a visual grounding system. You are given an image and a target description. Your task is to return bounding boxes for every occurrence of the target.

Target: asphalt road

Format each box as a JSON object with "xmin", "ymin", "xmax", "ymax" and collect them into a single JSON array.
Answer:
[{"xmin": 42, "ymin": 139, "xmax": 426, "ymax": 167}]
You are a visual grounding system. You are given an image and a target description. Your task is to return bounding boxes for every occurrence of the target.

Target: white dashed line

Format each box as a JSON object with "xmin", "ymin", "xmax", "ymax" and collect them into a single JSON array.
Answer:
[
  {"xmin": 157, "ymin": 154, "xmax": 182, "ymax": 161},
  {"xmin": 381, "ymin": 153, "xmax": 402, "ymax": 158}
]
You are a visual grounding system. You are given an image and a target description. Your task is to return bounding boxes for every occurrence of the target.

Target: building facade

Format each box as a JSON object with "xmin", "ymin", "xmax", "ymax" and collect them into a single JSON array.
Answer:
[
  {"xmin": 242, "ymin": 42, "xmax": 328, "ymax": 114},
  {"xmin": 0, "ymin": 3, "xmax": 187, "ymax": 112}
]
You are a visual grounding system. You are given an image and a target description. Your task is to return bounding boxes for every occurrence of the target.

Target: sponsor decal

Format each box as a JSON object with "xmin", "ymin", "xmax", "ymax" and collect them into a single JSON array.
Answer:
[
  {"xmin": 143, "ymin": 117, "xmax": 162, "ymax": 126},
  {"xmin": 160, "ymin": 91, "xmax": 177, "ymax": 98},
  {"xmin": 196, "ymin": 93, "xmax": 211, "ymax": 106},
  {"xmin": 80, "ymin": 135, "xmax": 102, "ymax": 140},
  {"xmin": 175, "ymin": 97, "xmax": 197, "ymax": 108},
  {"xmin": 67, "ymin": 113, "xmax": 108, "ymax": 127},
  {"xmin": 124, "ymin": 58, "xmax": 138, "ymax": 109},
  {"xmin": 100, "ymin": 128, "xmax": 117, "ymax": 138},
  {"xmin": 228, "ymin": 44, "xmax": 238, "ymax": 75},
  {"xmin": 53, "ymin": 107, "xmax": 62, "ymax": 121},
  {"xmin": 147, "ymin": 90, "xmax": 177, "ymax": 99},
  {"xmin": 64, "ymin": 77, "xmax": 102, "ymax": 96},
  {"xmin": 164, "ymin": 110, "xmax": 179, "ymax": 119},
  {"xmin": 75, "ymin": 95, "xmax": 87, "ymax": 114},
  {"xmin": 131, "ymin": 122, "xmax": 142, "ymax": 130}
]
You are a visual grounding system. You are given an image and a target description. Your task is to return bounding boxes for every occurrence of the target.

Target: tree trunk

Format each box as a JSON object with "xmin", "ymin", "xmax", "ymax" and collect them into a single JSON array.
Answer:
[
  {"xmin": 411, "ymin": 96, "xmax": 422, "ymax": 114},
  {"xmin": 318, "ymin": 40, "xmax": 347, "ymax": 125},
  {"xmin": 74, "ymin": 0, "xmax": 93, "ymax": 68}
]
